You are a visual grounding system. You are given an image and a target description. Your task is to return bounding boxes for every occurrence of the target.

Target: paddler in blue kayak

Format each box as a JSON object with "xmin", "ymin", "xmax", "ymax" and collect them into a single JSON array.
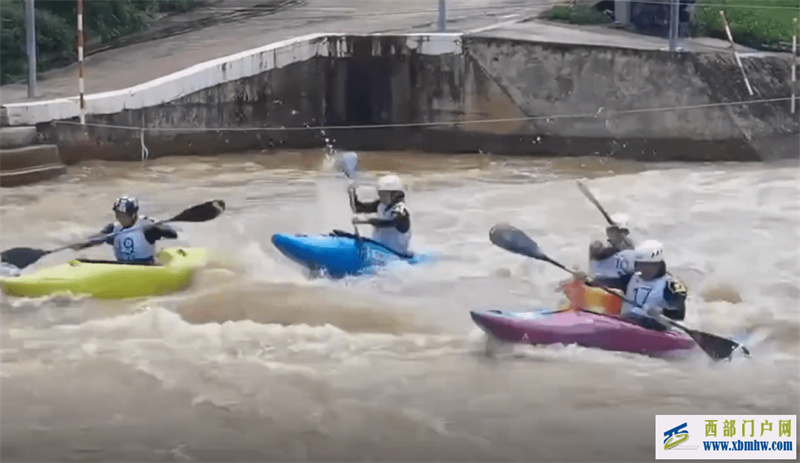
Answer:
[
  {"xmin": 351, "ymin": 174, "xmax": 413, "ymax": 256},
  {"xmin": 69, "ymin": 196, "xmax": 178, "ymax": 264},
  {"xmin": 618, "ymin": 239, "xmax": 688, "ymax": 331},
  {"xmin": 587, "ymin": 213, "xmax": 636, "ymax": 291}
]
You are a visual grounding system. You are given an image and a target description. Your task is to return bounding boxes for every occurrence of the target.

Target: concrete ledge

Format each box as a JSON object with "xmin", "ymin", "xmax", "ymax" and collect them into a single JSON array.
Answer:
[
  {"xmin": 2, "ymin": 33, "xmax": 462, "ymax": 127},
  {"xmin": 0, "ymin": 126, "xmax": 39, "ymax": 149},
  {"xmin": 0, "ymin": 145, "xmax": 66, "ymax": 187},
  {"xmin": 3, "ymin": 32, "xmax": 796, "ymax": 162}
]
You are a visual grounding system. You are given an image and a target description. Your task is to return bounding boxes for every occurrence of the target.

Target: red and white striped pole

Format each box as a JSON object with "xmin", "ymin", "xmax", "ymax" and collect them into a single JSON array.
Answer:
[{"xmin": 77, "ymin": 0, "xmax": 85, "ymax": 124}]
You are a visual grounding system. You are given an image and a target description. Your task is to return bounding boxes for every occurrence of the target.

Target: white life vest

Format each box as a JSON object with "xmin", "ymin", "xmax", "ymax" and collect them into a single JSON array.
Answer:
[
  {"xmin": 371, "ymin": 202, "xmax": 411, "ymax": 254},
  {"xmin": 111, "ymin": 217, "xmax": 156, "ymax": 263},
  {"xmin": 589, "ymin": 248, "xmax": 635, "ymax": 279},
  {"xmin": 621, "ymin": 272, "xmax": 670, "ymax": 317}
]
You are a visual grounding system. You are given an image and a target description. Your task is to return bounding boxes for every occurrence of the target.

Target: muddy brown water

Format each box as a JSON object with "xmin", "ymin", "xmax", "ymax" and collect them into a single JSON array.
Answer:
[{"xmin": 1, "ymin": 151, "xmax": 798, "ymax": 462}]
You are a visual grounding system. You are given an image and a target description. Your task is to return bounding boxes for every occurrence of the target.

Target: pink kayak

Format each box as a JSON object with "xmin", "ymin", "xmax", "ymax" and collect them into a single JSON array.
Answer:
[{"xmin": 470, "ymin": 309, "xmax": 697, "ymax": 357}]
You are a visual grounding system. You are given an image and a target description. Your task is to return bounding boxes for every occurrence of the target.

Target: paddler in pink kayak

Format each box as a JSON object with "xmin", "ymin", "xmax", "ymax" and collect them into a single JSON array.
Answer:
[
  {"xmin": 587, "ymin": 212, "xmax": 636, "ymax": 291},
  {"xmin": 617, "ymin": 239, "xmax": 689, "ymax": 331}
]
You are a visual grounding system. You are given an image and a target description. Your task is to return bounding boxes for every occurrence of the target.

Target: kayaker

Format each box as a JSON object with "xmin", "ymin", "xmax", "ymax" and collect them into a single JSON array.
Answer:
[
  {"xmin": 351, "ymin": 174, "xmax": 412, "ymax": 256},
  {"xmin": 70, "ymin": 196, "xmax": 178, "ymax": 264},
  {"xmin": 586, "ymin": 213, "xmax": 636, "ymax": 290},
  {"xmin": 618, "ymin": 239, "xmax": 688, "ymax": 331}
]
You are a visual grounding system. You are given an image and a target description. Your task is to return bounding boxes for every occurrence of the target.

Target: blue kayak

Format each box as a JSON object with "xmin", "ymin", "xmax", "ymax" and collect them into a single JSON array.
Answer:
[{"xmin": 271, "ymin": 229, "xmax": 432, "ymax": 278}]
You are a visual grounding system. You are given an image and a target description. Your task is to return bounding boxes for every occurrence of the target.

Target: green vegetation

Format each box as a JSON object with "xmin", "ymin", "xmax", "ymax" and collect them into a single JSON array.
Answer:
[
  {"xmin": 542, "ymin": 4, "xmax": 612, "ymax": 26},
  {"xmin": 0, "ymin": 0, "xmax": 205, "ymax": 84},
  {"xmin": 692, "ymin": 0, "xmax": 798, "ymax": 50}
]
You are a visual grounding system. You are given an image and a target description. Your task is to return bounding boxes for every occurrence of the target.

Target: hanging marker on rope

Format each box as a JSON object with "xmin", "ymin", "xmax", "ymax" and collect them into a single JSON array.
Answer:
[{"xmin": 140, "ymin": 129, "xmax": 149, "ymax": 162}]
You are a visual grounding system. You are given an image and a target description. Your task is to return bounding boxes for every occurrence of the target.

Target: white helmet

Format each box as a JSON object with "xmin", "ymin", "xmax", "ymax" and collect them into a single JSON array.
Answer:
[
  {"xmin": 377, "ymin": 174, "xmax": 405, "ymax": 193},
  {"xmin": 634, "ymin": 239, "xmax": 664, "ymax": 263},
  {"xmin": 609, "ymin": 213, "xmax": 630, "ymax": 231}
]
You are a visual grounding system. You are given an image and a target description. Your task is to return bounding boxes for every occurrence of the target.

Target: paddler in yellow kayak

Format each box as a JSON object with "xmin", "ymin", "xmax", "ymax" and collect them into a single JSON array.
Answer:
[{"xmin": 69, "ymin": 196, "xmax": 178, "ymax": 265}]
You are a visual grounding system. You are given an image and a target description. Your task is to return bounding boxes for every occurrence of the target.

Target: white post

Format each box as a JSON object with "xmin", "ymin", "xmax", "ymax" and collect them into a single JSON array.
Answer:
[
  {"xmin": 792, "ymin": 17, "xmax": 797, "ymax": 114},
  {"xmin": 77, "ymin": 0, "xmax": 85, "ymax": 124},
  {"xmin": 720, "ymin": 11, "xmax": 754, "ymax": 96}
]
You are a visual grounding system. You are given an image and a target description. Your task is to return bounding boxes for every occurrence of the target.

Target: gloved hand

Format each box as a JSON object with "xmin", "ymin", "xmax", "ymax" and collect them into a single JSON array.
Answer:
[{"xmin": 644, "ymin": 304, "xmax": 664, "ymax": 318}]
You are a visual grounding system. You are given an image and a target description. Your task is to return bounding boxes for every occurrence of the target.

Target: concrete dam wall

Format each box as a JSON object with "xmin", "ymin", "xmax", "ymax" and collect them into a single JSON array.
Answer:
[{"xmin": 3, "ymin": 33, "xmax": 797, "ymax": 164}]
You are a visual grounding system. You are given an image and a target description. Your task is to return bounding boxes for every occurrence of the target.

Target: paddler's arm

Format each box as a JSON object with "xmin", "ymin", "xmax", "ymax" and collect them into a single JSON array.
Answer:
[
  {"xmin": 589, "ymin": 240, "xmax": 620, "ymax": 261},
  {"xmin": 69, "ymin": 223, "xmax": 115, "ymax": 250},
  {"xmin": 353, "ymin": 204, "xmax": 410, "ymax": 232},
  {"xmin": 143, "ymin": 223, "xmax": 178, "ymax": 244},
  {"xmin": 351, "ymin": 189, "xmax": 379, "ymax": 214},
  {"xmin": 659, "ymin": 278, "xmax": 688, "ymax": 321}
]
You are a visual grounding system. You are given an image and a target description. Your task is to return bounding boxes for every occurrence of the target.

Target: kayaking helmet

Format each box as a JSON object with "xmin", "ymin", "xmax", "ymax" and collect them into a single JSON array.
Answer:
[
  {"xmin": 634, "ymin": 239, "xmax": 664, "ymax": 263},
  {"xmin": 377, "ymin": 175, "xmax": 405, "ymax": 205},
  {"xmin": 377, "ymin": 175, "xmax": 405, "ymax": 193},
  {"xmin": 609, "ymin": 213, "xmax": 630, "ymax": 232},
  {"xmin": 113, "ymin": 196, "xmax": 139, "ymax": 216}
]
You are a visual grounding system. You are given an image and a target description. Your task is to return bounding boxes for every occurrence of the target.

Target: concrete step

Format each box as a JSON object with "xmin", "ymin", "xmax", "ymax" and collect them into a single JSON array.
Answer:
[
  {"xmin": 0, "ymin": 145, "xmax": 66, "ymax": 188},
  {"xmin": 0, "ymin": 126, "xmax": 39, "ymax": 149}
]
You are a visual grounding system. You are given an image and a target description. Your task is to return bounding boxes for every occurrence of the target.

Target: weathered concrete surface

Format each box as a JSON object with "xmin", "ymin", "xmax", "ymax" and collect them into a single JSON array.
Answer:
[
  {"xmin": 0, "ymin": 145, "xmax": 66, "ymax": 188},
  {"xmin": 0, "ymin": 127, "xmax": 39, "ymax": 149},
  {"xmin": 8, "ymin": 31, "xmax": 798, "ymax": 164},
  {"xmin": 461, "ymin": 34, "xmax": 797, "ymax": 160}
]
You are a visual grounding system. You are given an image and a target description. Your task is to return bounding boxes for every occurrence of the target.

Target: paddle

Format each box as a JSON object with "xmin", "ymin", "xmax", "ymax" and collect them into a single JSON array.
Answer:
[
  {"xmin": 577, "ymin": 180, "xmax": 634, "ymax": 249},
  {"xmin": 338, "ymin": 151, "xmax": 361, "ymax": 237},
  {"xmin": 488, "ymin": 224, "xmax": 749, "ymax": 361},
  {"xmin": 1, "ymin": 199, "xmax": 226, "ymax": 270}
]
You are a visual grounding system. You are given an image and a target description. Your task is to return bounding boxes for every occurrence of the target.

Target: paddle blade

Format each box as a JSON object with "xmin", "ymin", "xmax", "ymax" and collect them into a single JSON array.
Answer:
[
  {"xmin": 684, "ymin": 327, "xmax": 747, "ymax": 361},
  {"xmin": 488, "ymin": 224, "xmax": 545, "ymax": 260},
  {"xmin": 340, "ymin": 151, "xmax": 358, "ymax": 179},
  {"xmin": 0, "ymin": 247, "xmax": 50, "ymax": 269},
  {"xmin": 168, "ymin": 200, "xmax": 226, "ymax": 223}
]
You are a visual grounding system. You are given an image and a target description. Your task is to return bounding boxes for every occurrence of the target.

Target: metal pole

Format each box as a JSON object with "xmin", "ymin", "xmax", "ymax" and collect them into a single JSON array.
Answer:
[
  {"xmin": 437, "ymin": 0, "xmax": 446, "ymax": 32},
  {"xmin": 77, "ymin": 0, "xmax": 85, "ymax": 124},
  {"xmin": 668, "ymin": 0, "xmax": 679, "ymax": 51},
  {"xmin": 24, "ymin": 0, "xmax": 37, "ymax": 98}
]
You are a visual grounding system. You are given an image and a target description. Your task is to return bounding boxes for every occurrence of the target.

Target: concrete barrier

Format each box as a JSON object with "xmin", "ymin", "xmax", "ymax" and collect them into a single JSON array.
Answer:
[
  {"xmin": 2, "ymin": 32, "xmax": 796, "ymax": 162},
  {"xmin": 0, "ymin": 145, "xmax": 66, "ymax": 188}
]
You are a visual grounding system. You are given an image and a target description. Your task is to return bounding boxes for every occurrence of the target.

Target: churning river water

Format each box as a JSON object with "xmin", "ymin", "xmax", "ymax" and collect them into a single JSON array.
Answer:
[{"xmin": 1, "ymin": 151, "xmax": 798, "ymax": 462}]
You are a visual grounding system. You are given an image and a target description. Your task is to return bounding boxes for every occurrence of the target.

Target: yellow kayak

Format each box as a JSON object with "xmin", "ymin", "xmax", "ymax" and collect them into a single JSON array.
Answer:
[{"xmin": 0, "ymin": 248, "xmax": 208, "ymax": 299}]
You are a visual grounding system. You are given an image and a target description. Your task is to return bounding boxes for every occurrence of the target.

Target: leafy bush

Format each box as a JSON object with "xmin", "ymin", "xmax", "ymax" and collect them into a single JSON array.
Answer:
[
  {"xmin": 542, "ymin": 4, "xmax": 612, "ymax": 25},
  {"xmin": 0, "ymin": 0, "xmax": 205, "ymax": 84}
]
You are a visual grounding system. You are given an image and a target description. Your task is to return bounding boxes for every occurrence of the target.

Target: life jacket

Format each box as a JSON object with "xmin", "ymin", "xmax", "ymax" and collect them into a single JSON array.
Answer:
[
  {"xmin": 111, "ymin": 216, "xmax": 156, "ymax": 263},
  {"xmin": 371, "ymin": 202, "xmax": 411, "ymax": 255}
]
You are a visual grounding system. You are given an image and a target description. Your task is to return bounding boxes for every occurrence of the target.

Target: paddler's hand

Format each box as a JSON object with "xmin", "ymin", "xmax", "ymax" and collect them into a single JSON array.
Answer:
[
  {"xmin": 572, "ymin": 270, "xmax": 588, "ymax": 283},
  {"xmin": 644, "ymin": 304, "xmax": 664, "ymax": 318}
]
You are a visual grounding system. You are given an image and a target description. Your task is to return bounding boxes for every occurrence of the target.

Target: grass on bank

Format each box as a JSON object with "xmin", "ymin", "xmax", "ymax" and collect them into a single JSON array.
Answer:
[
  {"xmin": 541, "ymin": 0, "xmax": 798, "ymax": 51},
  {"xmin": 692, "ymin": 0, "xmax": 798, "ymax": 50},
  {"xmin": 543, "ymin": 4, "xmax": 613, "ymax": 25}
]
